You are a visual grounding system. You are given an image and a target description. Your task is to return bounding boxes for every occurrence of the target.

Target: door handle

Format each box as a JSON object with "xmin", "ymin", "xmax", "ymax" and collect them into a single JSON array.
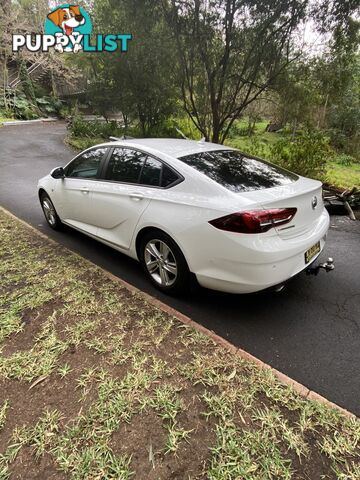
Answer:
[
  {"xmin": 129, "ymin": 193, "xmax": 144, "ymax": 201},
  {"xmin": 80, "ymin": 187, "xmax": 89, "ymax": 194}
]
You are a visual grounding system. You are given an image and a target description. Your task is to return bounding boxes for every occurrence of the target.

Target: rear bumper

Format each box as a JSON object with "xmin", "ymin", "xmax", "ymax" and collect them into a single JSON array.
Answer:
[{"xmin": 191, "ymin": 209, "xmax": 330, "ymax": 294}]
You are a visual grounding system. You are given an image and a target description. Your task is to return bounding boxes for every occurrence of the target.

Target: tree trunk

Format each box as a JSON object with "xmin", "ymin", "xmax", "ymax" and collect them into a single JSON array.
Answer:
[
  {"xmin": 321, "ymin": 93, "xmax": 329, "ymax": 129},
  {"xmin": 50, "ymin": 68, "xmax": 57, "ymax": 97},
  {"xmin": 211, "ymin": 109, "xmax": 222, "ymax": 143},
  {"xmin": 211, "ymin": 128, "xmax": 220, "ymax": 144},
  {"xmin": 3, "ymin": 53, "xmax": 8, "ymax": 110}
]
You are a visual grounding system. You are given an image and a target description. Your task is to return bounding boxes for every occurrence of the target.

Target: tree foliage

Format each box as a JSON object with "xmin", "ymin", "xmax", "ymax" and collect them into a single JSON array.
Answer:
[
  {"xmin": 161, "ymin": 0, "xmax": 311, "ymax": 142},
  {"xmin": 2, "ymin": 0, "xmax": 358, "ymax": 154},
  {"xmin": 76, "ymin": 0, "xmax": 178, "ymax": 134},
  {"xmin": 270, "ymin": 130, "xmax": 330, "ymax": 179}
]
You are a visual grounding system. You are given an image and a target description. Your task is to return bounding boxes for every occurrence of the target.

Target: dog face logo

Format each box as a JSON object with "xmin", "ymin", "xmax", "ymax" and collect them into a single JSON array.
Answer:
[
  {"xmin": 44, "ymin": 3, "xmax": 92, "ymax": 53},
  {"xmin": 47, "ymin": 5, "xmax": 85, "ymax": 36}
]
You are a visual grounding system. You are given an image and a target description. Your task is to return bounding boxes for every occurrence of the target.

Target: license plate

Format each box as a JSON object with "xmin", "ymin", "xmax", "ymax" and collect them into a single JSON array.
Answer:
[{"xmin": 305, "ymin": 241, "xmax": 321, "ymax": 264}]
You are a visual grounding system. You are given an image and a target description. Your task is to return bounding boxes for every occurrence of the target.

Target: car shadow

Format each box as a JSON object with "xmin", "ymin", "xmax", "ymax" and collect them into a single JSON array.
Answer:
[{"xmin": 55, "ymin": 223, "xmax": 314, "ymax": 330}]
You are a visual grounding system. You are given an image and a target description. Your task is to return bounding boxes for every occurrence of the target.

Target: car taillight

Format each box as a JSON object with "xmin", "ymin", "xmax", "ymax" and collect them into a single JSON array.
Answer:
[{"xmin": 209, "ymin": 208, "xmax": 297, "ymax": 234}]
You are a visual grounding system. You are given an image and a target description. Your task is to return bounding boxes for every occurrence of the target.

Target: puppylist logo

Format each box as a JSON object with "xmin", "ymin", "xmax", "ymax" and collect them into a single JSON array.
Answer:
[{"xmin": 12, "ymin": 4, "xmax": 132, "ymax": 54}]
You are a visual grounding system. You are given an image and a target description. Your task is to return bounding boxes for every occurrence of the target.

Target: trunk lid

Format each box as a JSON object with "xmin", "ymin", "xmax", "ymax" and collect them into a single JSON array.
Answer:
[{"xmin": 237, "ymin": 177, "xmax": 324, "ymax": 239}]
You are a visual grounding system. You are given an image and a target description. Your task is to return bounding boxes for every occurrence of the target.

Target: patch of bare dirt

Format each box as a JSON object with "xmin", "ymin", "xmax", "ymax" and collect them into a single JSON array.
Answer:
[
  {"xmin": 9, "ymin": 447, "xmax": 66, "ymax": 480},
  {"xmin": 2, "ymin": 302, "xmax": 63, "ymax": 357}
]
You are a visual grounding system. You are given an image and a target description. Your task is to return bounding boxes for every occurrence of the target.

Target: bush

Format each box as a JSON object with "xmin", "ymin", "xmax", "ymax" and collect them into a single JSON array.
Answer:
[
  {"xmin": 269, "ymin": 131, "xmax": 331, "ymax": 180},
  {"xmin": 0, "ymin": 91, "xmax": 64, "ymax": 120},
  {"xmin": 66, "ymin": 136, "xmax": 105, "ymax": 151},
  {"xmin": 334, "ymin": 153, "xmax": 355, "ymax": 166},
  {"xmin": 36, "ymin": 97, "xmax": 63, "ymax": 115},
  {"xmin": 68, "ymin": 116, "xmax": 125, "ymax": 139},
  {"xmin": 227, "ymin": 123, "xmax": 249, "ymax": 138},
  {"xmin": 0, "ymin": 108, "xmax": 15, "ymax": 119},
  {"xmin": 241, "ymin": 137, "xmax": 270, "ymax": 158},
  {"xmin": 327, "ymin": 90, "xmax": 360, "ymax": 157},
  {"xmin": 13, "ymin": 96, "xmax": 39, "ymax": 120},
  {"xmin": 161, "ymin": 117, "xmax": 201, "ymax": 140},
  {"xmin": 68, "ymin": 114, "xmax": 205, "ymax": 141},
  {"xmin": 228, "ymin": 135, "xmax": 271, "ymax": 158},
  {"xmin": 0, "ymin": 93, "xmax": 39, "ymax": 120}
]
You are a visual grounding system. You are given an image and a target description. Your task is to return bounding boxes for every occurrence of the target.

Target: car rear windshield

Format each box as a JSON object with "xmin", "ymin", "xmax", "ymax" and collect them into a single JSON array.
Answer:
[{"xmin": 179, "ymin": 150, "xmax": 298, "ymax": 192}]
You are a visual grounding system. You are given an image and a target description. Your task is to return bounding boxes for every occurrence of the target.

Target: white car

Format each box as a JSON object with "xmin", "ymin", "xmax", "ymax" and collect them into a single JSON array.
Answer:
[{"xmin": 38, "ymin": 138, "xmax": 330, "ymax": 294}]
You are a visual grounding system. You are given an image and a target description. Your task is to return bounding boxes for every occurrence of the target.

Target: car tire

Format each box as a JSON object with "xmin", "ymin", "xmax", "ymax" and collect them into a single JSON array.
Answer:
[
  {"xmin": 139, "ymin": 230, "xmax": 189, "ymax": 295},
  {"xmin": 40, "ymin": 193, "xmax": 62, "ymax": 230}
]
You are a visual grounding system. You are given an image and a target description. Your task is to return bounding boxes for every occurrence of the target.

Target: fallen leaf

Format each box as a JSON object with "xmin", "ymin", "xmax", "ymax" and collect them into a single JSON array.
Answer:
[
  {"xmin": 29, "ymin": 375, "xmax": 48, "ymax": 390},
  {"xmin": 227, "ymin": 369, "xmax": 236, "ymax": 381},
  {"xmin": 149, "ymin": 443, "xmax": 155, "ymax": 469}
]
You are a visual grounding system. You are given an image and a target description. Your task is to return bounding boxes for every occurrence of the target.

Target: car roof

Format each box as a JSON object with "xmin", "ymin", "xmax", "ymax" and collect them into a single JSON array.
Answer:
[{"xmin": 105, "ymin": 138, "xmax": 233, "ymax": 158}]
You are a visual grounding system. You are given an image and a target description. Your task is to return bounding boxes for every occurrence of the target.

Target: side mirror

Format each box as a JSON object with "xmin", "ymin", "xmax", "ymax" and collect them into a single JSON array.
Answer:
[{"xmin": 51, "ymin": 167, "xmax": 65, "ymax": 179}]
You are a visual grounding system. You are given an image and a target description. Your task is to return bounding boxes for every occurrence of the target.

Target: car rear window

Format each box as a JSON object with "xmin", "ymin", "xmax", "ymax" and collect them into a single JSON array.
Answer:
[{"xmin": 179, "ymin": 150, "xmax": 298, "ymax": 192}]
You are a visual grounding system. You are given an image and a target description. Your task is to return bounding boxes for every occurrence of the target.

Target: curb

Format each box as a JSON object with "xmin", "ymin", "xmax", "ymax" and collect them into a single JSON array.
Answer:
[
  {"xmin": 0, "ymin": 206, "xmax": 355, "ymax": 419},
  {"xmin": 2, "ymin": 118, "xmax": 58, "ymax": 126}
]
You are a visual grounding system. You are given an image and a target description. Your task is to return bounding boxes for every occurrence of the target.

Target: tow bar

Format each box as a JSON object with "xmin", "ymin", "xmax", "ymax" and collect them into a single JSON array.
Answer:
[{"xmin": 306, "ymin": 257, "xmax": 335, "ymax": 276}]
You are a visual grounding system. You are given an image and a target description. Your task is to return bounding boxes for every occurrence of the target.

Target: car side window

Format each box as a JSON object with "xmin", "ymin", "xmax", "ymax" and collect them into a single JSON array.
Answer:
[
  {"xmin": 139, "ymin": 158, "xmax": 180, "ymax": 188},
  {"xmin": 139, "ymin": 156, "xmax": 163, "ymax": 187},
  {"xmin": 106, "ymin": 148, "xmax": 146, "ymax": 183},
  {"xmin": 66, "ymin": 147, "xmax": 107, "ymax": 179},
  {"xmin": 161, "ymin": 165, "xmax": 179, "ymax": 188}
]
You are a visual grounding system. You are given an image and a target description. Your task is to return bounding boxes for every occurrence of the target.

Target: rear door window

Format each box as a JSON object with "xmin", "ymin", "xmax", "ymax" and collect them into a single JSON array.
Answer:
[
  {"xmin": 179, "ymin": 150, "xmax": 298, "ymax": 192},
  {"xmin": 105, "ymin": 148, "xmax": 147, "ymax": 183}
]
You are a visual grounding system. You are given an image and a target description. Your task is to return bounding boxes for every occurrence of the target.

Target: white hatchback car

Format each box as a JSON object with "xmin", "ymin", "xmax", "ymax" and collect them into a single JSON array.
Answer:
[{"xmin": 38, "ymin": 138, "xmax": 330, "ymax": 294}]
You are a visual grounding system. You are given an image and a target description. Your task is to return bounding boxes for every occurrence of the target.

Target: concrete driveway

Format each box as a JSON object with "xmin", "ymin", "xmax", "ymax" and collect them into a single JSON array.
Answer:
[{"xmin": 0, "ymin": 121, "xmax": 359, "ymax": 415}]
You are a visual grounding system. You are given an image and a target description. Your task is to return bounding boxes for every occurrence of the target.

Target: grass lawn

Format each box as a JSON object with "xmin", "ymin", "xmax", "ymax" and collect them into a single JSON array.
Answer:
[
  {"xmin": 325, "ymin": 161, "xmax": 360, "ymax": 190},
  {"xmin": 226, "ymin": 132, "xmax": 279, "ymax": 156},
  {"xmin": 0, "ymin": 209, "xmax": 359, "ymax": 479}
]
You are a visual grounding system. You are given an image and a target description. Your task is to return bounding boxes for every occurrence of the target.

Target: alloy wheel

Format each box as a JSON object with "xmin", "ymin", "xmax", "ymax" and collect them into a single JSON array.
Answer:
[
  {"xmin": 42, "ymin": 198, "xmax": 56, "ymax": 226},
  {"xmin": 144, "ymin": 239, "xmax": 178, "ymax": 287}
]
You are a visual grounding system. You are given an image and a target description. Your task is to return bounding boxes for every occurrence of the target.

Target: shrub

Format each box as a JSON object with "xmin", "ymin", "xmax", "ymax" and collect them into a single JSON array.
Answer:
[
  {"xmin": 328, "ymin": 89, "xmax": 360, "ymax": 157},
  {"xmin": 334, "ymin": 153, "xmax": 355, "ymax": 166},
  {"xmin": 66, "ymin": 136, "xmax": 104, "ymax": 151},
  {"xmin": 145, "ymin": 118, "xmax": 176, "ymax": 138},
  {"xmin": 0, "ymin": 91, "xmax": 63, "ymax": 120},
  {"xmin": 36, "ymin": 97, "xmax": 63, "ymax": 115},
  {"xmin": 228, "ymin": 136, "xmax": 271, "ymax": 158},
  {"xmin": 227, "ymin": 122, "xmax": 250, "ymax": 138},
  {"xmin": 166, "ymin": 117, "xmax": 202, "ymax": 140},
  {"xmin": 12, "ymin": 96, "xmax": 39, "ymax": 120},
  {"xmin": 0, "ymin": 108, "xmax": 15, "ymax": 119},
  {"xmin": 241, "ymin": 136, "xmax": 270, "ymax": 158},
  {"xmin": 19, "ymin": 61, "xmax": 37, "ymax": 106},
  {"xmin": 68, "ymin": 114, "xmax": 205, "ymax": 141},
  {"xmin": 68, "ymin": 116, "xmax": 124, "ymax": 139},
  {"xmin": 269, "ymin": 131, "xmax": 331, "ymax": 180}
]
